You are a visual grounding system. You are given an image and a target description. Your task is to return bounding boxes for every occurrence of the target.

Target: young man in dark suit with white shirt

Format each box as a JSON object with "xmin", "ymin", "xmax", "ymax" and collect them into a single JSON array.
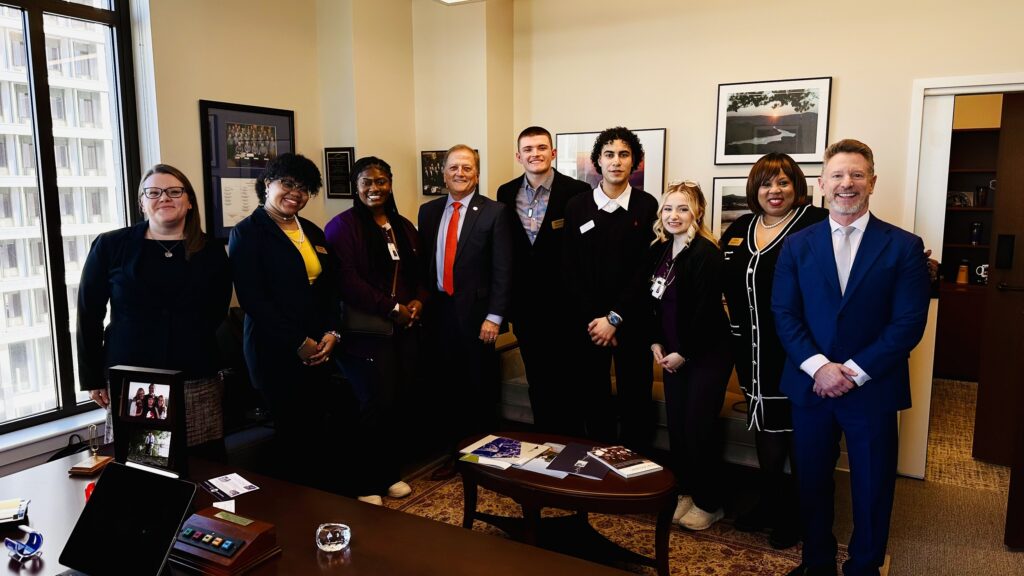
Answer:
[
  {"xmin": 496, "ymin": 126, "xmax": 591, "ymax": 435},
  {"xmin": 562, "ymin": 127, "xmax": 659, "ymax": 451},
  {"xmin": 418, "ymin": 144, "xmax": 512, "ymax": 479},
  {"xmin": 773, "ymin": 139, "xmax": 930, "ymax": 576}
]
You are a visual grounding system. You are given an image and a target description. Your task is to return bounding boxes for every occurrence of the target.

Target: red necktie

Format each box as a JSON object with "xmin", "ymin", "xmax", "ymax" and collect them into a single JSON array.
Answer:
[{"xmin": 443, "ymin": 201, "xmax": 462, "ymax": 295}]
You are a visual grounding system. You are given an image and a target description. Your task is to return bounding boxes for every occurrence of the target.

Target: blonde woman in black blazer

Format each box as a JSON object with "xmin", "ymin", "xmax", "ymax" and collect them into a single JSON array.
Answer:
[{"xmin": 645, "ymin": 181, "xmax": 732, "ymax": 531}]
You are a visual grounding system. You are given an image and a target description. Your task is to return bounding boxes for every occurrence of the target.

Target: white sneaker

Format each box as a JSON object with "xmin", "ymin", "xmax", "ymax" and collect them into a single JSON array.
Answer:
[
  {"xmin": 673, "ymin": 495, "xmax": 694, "ymax": 523},
  {"xmin": 679, "ymin": 504, "xmax": 724, "ymax": 530},
  {"xmin": 357, "ymin": 495, "xmax": 383, "ymax": 506},
  {"xmin": 387, "ymin": 481, "xmax": 412, "ymax": 498}
]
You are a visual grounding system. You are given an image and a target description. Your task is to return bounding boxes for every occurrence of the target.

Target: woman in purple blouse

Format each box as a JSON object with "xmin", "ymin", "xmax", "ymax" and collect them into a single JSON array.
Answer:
[{"xmin": 324, "ymin": 156, "xmax": 429, "ymax": 505}]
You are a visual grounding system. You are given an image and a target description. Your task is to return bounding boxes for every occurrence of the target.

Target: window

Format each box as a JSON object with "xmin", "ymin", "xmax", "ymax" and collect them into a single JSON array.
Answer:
[
  {"xmin": 10, "ymin": 31, "xmax": 25, "ymax": 68},
  {"xmin": 77, "ymin": 91, "xmax": 98, "ymax": 127},
  {"xmin": 72, "ymin": 42, "xmax": 96, "ymax": 80},
  {"xmin": 15, "ymin": 84, "xmax": 31, "ymax": 122},
  {"xmin": 5, "ymin": 291, "xmax": 24, "ymax": 327},
  {"xmin": 0, "ymin": 2, "xmax": 136, "ymax": 430},
  {"xmin": 50, "ymin": 89, "xmax": 66, "ymax": 125},
  {"xmin": 0, "ymin": 240, "xmax": 17, "ymax": 277}
]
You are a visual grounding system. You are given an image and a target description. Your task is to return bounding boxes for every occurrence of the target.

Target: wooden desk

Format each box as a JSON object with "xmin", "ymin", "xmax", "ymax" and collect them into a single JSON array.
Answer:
[
  {"xmin": 0, "ymin": 453, "xmax": 630, "ymax": 575},
  {"xmin": 457, "ymin": 432, "xmax": 676, "ymax": 576}
]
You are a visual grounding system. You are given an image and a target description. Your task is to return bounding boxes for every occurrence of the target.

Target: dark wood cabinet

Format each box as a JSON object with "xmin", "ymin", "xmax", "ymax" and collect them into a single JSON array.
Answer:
[{"xmin": 933, "ymin": 128, "xmax": 998, "ymax": 380}]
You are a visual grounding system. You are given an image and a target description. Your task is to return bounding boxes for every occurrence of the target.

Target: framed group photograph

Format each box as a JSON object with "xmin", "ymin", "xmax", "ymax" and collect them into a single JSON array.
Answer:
[
  {"xmin": 200, "ymin": 100, "xmax": 295, "ymax": 239},
  {"xmin": 108, "ymin": 366, "xmax": 187, "ymax": 477},
  {"xmin": 711, "ymin": 175, "xmax": 823, "ymax": 238},
  {"xmin": 555, "ymin": 128, "xmax": 667, "ymax": 199},
  {"xmin": 421, "ymin": 150, "xmax": 447, "ymax": 196},
  {"xmin": 715, "ymin": 77, "xmax": 832, "ymax": 165},
  {"xmin": 324, "ymin": 147, "xmax": 355, "ymax": 199}
]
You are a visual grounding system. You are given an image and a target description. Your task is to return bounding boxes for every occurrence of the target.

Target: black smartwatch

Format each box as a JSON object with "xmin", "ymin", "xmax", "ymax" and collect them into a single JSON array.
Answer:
[{"xmin": 606, "ymin": 311, "xmax": 623, "ymax": 327}]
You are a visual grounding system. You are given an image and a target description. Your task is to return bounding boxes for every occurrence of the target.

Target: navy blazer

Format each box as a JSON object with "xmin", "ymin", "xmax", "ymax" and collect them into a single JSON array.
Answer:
[
  {"xmin": 496, "ymin": 170, "xmax": 589, "ymax": 326},
  {"xmin": 229, "ymin": 207, "xmax": 341, "ymax": 390},
  {"xmin": 76, "ymin": 222, "xmax": 232, "ymax": 390},
  {"xmin": 771, "ymin": 214, "xmax": 930, "ymax": 412},
  {"xmin": 417, "ymin": 192, "xmax": 512, "ymax": 335}
]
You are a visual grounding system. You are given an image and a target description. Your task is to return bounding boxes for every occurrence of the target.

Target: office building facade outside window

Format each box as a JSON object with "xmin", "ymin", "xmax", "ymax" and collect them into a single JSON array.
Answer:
[{"xmin": 0, "ymin": 0, "xmax": 139, "ymax": 430}]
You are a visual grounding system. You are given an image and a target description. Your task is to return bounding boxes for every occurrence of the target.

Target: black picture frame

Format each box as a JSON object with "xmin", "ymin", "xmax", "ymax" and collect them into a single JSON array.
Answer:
[
  {"xmin": 199, "ymin": 100, "xmax": 295, "ymax": 239},
  {"xmin": 714, "ymin": 77, "xmax": 832, "ymax": 165},
  {"xmin": 324, "ymin": 147, "xmax": 355, "ymax": 199},
  {"xmin": 420, "ymin": 150, "xmax": 447, "ymax": 196},
  {"xmin": 108, "ymin": 366, "xmax": 187, "ymax": 477}
]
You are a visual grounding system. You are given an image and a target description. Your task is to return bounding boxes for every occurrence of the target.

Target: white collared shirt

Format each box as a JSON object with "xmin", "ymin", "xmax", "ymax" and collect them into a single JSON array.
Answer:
[{"xmin": 593, "ymin": 184, "xmax": 632, "ymax": 213}]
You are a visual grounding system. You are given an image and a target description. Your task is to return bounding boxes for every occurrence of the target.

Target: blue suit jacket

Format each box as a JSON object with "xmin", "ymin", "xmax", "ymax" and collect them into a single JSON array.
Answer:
[{"xmin": 771, "ymin": 213, "xmax": 930, "ymax": 413}]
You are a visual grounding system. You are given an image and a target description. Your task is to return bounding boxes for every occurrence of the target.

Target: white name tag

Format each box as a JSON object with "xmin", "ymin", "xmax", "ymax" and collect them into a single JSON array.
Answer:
[
  {"xmin": 579, "ymin": 220, "xmax": 596, "ymax": 234},
  {"xmin": 387, "ymin": 242, "xmax": 400, "ymax": 261}
]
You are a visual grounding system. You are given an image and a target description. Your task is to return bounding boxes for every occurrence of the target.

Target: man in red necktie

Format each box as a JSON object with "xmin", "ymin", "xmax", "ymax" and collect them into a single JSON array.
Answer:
[{"xmin": 418, "ymin": 144, "xmax": 512, "ymax": 479}]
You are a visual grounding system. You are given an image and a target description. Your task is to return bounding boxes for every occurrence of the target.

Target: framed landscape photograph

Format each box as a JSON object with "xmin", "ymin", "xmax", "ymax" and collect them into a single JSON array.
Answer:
[
  {"xmin": 711, "ymin": 177, "xmax": 750, "ymax": 238},
  {"xmin": 715, "ymin": 77, "xmax": 832, "ymax": 165},
  {"xmin": 421, "ymin": 150, "xmax": 447, "ymax": 196},
  {"xmin": 555, "ymin": 128, "xmax": 667, "ymax": 199},
  {"xmin": 200, "ymin": 100, "xmax": 294, "ymax": 239},
  {"xmin": 324, "ymin": 146, "xmax": 355, "ymax": 199}
]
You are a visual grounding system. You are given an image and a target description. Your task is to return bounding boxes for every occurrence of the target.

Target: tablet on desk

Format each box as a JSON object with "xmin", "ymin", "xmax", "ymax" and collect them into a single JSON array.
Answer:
[{"xmin": 58, "ymin": 462, "xmax": 196, "ymax": 576}]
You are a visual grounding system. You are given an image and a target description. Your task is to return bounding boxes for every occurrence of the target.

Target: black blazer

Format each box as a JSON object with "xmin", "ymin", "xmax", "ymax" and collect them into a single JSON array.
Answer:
[
  {"xmin": 496, "ymin": 170, "xmax": 590, "ymax": 327},
  {"xmin": 645, "ymin": 234, "xmax": 730, "ymax": 360},
  {"xmin": 417, "ymin": 192, "xmax": 512, "ymax": 335},
  {"xmin": 229, "ymin": 207, "xmax": 341, "ymax": 390},
  {"xmin": 76, "ymin": 222, "xmax": 232, "ymax": 390}
]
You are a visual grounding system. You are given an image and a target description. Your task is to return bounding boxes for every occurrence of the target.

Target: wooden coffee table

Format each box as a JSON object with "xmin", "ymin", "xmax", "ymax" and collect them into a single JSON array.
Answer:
[{"xmin": 457, "ymin": 432, "xmax": 676, "ymax": 576}]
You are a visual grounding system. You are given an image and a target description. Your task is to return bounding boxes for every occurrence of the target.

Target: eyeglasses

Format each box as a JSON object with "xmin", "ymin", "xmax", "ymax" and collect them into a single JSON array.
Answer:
[
  {"xmin": 274, "ymin": 178, "xmax": 310, "ymax": 194},
  {"xmin": 357, "ymin": 178, "xmax": 390, "ymax": 188},
  {"xmin": 142, "ymin": 187, "xmax": 186, "ymax": 199}
]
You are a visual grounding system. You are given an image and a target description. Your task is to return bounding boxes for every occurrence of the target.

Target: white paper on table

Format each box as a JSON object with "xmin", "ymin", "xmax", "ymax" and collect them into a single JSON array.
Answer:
[
  {"xmin": 207, "ymin": 473, "xmax": 259, "ymax": 498},
  {"xmin": 220, "ymin": 178, "xmax": 258, "ymax": 228}
]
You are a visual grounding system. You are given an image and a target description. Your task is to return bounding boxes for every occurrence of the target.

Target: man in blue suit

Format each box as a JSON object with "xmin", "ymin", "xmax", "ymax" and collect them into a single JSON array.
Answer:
[{"xmin": 772, "ymin": 139, "xmax": 930, "ymax": 576}]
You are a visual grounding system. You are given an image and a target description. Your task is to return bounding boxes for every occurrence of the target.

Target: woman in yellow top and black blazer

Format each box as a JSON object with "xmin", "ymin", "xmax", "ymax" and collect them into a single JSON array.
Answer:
[{"xmin": 229, "ymin": 152, "xmax": 342, "ymax": 491}]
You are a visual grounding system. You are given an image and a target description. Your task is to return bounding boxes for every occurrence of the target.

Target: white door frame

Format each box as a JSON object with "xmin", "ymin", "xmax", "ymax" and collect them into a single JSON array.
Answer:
[{"xmin": 900, "ymin": 72, "xmax": 1024, "ymax": 478}]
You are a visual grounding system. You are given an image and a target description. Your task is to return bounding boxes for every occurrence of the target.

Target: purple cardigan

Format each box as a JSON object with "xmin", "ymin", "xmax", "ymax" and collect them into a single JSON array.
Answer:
[{"xmin": 324, "ymin": 209, "xmax": 429, "ymax": 320}]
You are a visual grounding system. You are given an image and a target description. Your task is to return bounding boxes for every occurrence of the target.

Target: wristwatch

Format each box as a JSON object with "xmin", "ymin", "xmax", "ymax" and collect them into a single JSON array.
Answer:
[{"xmin": 606, "ymin": 311, "xmax": 623, "ymax": 327}]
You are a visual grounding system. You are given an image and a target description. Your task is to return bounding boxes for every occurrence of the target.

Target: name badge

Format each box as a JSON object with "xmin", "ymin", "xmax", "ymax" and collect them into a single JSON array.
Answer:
[
  {"xmin": 579, "ymin": 220, "xmax": 596, "ymax": 234},
  {"xmin": 650, "ymin": 277, "xmax": 667, "ymax": 300},
  {"xmin": 728, "ymin": 237, "xmax": 743, "ymax": 246},
  {"xmin": 314, "ymin": 245, "xmax": 328, "ymax": 254},
  {"xmin": 387, "ymin": 242, "xmax": 400, "ymax": 261},
  {"xmin": 550, "ymin": 218, "xmax": 565, "ymax": 230}
]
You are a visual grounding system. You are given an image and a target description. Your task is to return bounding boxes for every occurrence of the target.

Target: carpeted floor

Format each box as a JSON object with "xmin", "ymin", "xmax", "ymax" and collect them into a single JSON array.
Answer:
[
  {"xmin": 926, "ymin": 379, "xmax": 1010, "ymax": 492},
  {"xmin": 383, "ymin": 465, "xmax": 849, "ymax": 576}
]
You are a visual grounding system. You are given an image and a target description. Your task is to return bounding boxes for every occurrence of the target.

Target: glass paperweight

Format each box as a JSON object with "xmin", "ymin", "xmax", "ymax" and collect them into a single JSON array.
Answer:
[{"xmin": 315, "ymin": 523, "xmax": 351, "ymax": 552}]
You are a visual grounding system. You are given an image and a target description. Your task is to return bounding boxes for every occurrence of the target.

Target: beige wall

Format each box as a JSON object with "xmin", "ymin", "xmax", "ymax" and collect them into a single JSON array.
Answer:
[
  {"xmin": 512, "ymin": 0, "xmax": 1024, "ymax": 224},
  {"xmin": 150, "ymin": 0, "xmax": 327, "ymax": 224}
]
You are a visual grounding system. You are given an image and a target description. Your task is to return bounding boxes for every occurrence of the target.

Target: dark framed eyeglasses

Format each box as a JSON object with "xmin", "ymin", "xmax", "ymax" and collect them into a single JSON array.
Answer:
[
  {"xmin": 275, "ymin": 178, "xmax": 310, "ymax": 194},
  {"xmin": 142, "ymin": 187, "xmax": 186, "ymax": 199}
]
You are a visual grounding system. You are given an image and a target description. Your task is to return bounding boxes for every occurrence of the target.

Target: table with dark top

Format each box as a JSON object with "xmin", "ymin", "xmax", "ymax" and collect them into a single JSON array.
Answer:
[
  {"xmin": 0, "ymin": 451, "xmax": 631, "ymax": 575},
  {"xmin": 457, "ymin": 432, "xmax": 677, "ymax": 576}
]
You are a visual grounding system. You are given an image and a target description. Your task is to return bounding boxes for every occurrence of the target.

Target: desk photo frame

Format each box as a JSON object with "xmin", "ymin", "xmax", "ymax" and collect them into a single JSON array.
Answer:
[
  {"xmin": 109, "ymin": 366, "xmax": 187, "ymax": 477},
  {"xmin": 200, "ymin": 100, "xmax": 295, "ymax": 239}
]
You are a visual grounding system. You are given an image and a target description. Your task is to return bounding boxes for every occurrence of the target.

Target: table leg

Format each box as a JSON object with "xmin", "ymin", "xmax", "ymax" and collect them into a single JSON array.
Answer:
[
  {"xmin": 655, "ymin": 505, "xmax": 672, "ymax": 576},
  {"xmin": 461, "ymin": 476, "xmax": 478, "ymax": 529},
  {"xmin": 521, "ymin": 505, "xmax": 541, "ymax": 546}
]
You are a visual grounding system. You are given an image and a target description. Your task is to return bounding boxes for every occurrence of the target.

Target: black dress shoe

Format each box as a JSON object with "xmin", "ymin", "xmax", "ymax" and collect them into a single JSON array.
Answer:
[
  {"xmin": 786, "ymin": 564, "xmax": 837, "ymax": 576},
  {"xmin": 769, "ymin": 522, "xmax": 800, "ymax": 549}
]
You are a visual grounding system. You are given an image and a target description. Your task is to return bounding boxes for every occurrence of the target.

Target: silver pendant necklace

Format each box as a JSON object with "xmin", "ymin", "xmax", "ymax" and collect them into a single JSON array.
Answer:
[{"xmin": 154, "ymin": 239, "xmax": 181, "ymax": 258}]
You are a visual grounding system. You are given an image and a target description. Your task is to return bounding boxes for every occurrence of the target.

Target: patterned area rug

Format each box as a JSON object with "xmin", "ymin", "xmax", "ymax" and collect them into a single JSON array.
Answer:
[
  {"xmin": 384, "ymin": 466, "xmax": 850, "ymax": 576},
  {"xmin": 926, "ymin": 379, "xmax": 1010, "ymax": 492}
]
